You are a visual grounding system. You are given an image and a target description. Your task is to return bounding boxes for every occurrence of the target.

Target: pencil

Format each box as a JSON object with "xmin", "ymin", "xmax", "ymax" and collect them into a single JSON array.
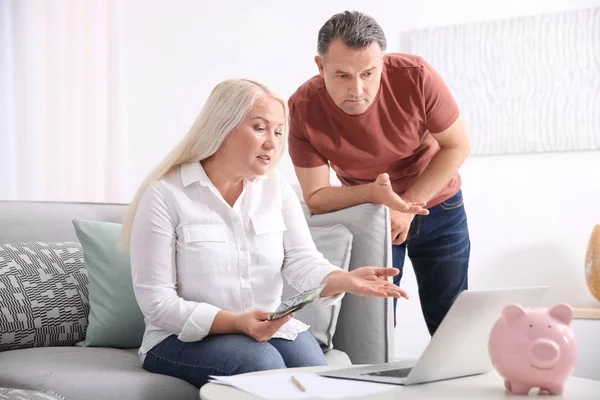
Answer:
[{"xmin": 291, "ymin": 375, "xmax": 306, "ymax": 392}]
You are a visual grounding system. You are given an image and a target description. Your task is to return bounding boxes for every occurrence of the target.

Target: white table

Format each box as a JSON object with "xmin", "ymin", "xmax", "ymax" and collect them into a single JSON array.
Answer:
[{"xmin": 200, "ymin": 365, "xmax": 600, "ymax": 399}]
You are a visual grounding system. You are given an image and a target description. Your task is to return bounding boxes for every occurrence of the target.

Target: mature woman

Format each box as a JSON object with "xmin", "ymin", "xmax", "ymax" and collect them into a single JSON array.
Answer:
[{"xmin": 120, "ymin": 79, "xmax": 411, "ymax": 388}]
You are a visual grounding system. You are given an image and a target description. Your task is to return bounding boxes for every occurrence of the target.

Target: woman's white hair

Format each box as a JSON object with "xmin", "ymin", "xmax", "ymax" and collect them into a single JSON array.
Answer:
[{"xmin": 120, "ymin": 78, "xmax": 289, "ymax": 248}]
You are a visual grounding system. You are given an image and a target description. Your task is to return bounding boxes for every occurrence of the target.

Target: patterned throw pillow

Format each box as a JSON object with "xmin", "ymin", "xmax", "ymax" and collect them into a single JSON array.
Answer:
[
  {"xmin": 0, "ymin": 388, "xmax": 68, "ymax": 400},
  {"xmin": 0, "ymin": 242, "xmax": 89, "ymax": 351}
]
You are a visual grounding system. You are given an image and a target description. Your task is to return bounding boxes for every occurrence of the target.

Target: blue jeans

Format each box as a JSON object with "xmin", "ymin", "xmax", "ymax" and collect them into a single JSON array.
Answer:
[
  {"xmin": 393, "ymin": 189, "xmax": 470, "ymax": 335},
  {"xmin": 142, "ymin": 331, "xmax": 327, "ymax": 388}
]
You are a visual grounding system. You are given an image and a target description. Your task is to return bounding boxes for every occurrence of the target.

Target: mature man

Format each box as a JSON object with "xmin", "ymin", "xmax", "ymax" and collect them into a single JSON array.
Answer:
[{"xmin": 288, "ymin": 11, "xmax": 471, "ymax": 335}]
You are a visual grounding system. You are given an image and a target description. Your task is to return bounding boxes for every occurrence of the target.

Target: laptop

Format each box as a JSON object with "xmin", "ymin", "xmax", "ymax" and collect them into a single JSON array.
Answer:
[{"xmin": 319, "ymin": 286, "xmax": 548, "ymax": 385}]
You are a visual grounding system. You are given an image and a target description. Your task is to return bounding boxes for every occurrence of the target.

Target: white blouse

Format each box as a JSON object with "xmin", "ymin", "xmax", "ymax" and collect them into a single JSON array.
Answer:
[{"xmin": 130, "ymin": 162, "xmax": 344, "ymax": 361}]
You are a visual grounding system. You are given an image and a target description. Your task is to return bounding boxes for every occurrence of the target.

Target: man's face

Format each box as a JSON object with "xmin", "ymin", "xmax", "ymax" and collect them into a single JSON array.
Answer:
[{"xmin": 316, "ymin": 40, "xmax": 384, "ymax": 115}]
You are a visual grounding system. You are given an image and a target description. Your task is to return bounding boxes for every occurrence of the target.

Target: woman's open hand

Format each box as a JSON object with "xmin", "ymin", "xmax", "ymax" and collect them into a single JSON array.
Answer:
[
  {"xmin": 321, "ymin": 267, "xmax": 409, "ymax": 299},
  {"xmin": 345, "ymin": 267, "xmax": 409, "ymax": 298}
]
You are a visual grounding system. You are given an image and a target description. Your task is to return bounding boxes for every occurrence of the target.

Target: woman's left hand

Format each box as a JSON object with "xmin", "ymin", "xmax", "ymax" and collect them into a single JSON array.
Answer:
[{"xmin": 321, "ymin": 267, "xmax": 409, "ymax": 299}]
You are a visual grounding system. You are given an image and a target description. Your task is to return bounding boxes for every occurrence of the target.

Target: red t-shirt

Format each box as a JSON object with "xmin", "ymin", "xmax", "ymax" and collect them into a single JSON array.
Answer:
[{"xmin": 288, "ymin": 53, "xmax": 461, "ymax": 208}]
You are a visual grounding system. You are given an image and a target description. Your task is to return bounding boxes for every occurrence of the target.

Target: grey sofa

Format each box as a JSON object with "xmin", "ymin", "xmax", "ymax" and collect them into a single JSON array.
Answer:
[{"xmin": 0, "ymin": 200, "xmax": 394, "ymax": 400}]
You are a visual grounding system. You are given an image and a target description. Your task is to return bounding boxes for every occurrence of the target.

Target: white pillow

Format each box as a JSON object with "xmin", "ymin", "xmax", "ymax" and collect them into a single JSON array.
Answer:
[{"xmin": 281, "ymin": 224, "xmax": 353, "ymax": 351}]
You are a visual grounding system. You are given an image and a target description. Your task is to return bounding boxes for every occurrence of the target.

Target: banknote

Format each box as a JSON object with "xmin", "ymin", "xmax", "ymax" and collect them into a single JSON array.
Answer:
[{"xmin": 268, "ymin": 284, "xmax": 326, "ymax": 320}]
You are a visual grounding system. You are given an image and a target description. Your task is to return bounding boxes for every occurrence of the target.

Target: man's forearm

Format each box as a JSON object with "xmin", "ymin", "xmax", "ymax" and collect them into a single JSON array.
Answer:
[
  {"xmin": 401, "ymin": 147, "xmax": 469, "ymax": 204},
  {"xmin": 304, "ymin": 147, "xmax": 468, "ymax": 215},
  {"xmin": 307, "ymin": 183, "xmax": 375, "ymax": 215}
]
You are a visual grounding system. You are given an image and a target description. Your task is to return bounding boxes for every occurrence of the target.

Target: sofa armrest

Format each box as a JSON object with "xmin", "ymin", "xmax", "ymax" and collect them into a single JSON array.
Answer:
[{"xmin": 302, "ymin": 202, "xmax": 394, "ymax": 365}]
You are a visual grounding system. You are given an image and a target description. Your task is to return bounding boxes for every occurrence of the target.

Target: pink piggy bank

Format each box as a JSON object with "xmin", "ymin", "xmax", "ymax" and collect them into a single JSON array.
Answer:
[{"xmin": 488, "ymin": 303, "xmax": 577, "ymax": 395}]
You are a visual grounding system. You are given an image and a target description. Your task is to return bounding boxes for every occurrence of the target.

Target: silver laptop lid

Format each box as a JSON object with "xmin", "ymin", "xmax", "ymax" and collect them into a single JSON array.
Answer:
[
  {"xmin": 319, "ymin": 286, "xmax": 548, "ymax": 385},
  {"xmin": 404, "ymin": 286, "xmax": 548, "ymax": 384}
]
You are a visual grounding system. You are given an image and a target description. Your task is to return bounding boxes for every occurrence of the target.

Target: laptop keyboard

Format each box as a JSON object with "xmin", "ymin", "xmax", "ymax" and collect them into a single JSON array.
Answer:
[{"xmin": 364, "ymin": 367, "xmax": 412, "ymax": 378}]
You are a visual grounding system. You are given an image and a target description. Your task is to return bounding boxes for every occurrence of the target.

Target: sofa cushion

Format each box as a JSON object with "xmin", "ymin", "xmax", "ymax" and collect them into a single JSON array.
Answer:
[
  {"xmin": 281, "ymin": 224, "xmax": 353, "ymax": 351},
  {"xmin": 0, "ymin": 347, "xmax": 198, "ymax": 400},
  {"xmin": 0, "ymin": 387, "xmax": 68, "ymax": 400},
  {"xmin": 72, "ymin": 220, "xmax": 145, "ymax": 348},
  {"xmin": 0, "ymin": 242, "xmax": 89, "ymax": 352},
  {"xmin": 323, "ymin": 349, "xmax": 352, "ymax": 366}
]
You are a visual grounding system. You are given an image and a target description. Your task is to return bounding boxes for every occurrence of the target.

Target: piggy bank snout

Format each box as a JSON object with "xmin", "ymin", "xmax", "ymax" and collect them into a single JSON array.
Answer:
[{"xmin": 529, "ymin": 338, "xmax": 560, "ymax": 368}]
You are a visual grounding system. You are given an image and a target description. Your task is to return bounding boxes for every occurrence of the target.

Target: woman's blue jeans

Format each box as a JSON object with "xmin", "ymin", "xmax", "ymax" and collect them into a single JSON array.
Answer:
[{"xmin": 143, "ymin": 331, "xmax": 327, "ymax": 388}]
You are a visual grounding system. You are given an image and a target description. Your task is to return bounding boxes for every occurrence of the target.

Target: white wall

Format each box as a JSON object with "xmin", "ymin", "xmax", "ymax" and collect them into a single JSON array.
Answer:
[
  {"xmin": 120, "ymin": 0, "xmax": 600, "ymax": 190},
  {"xmin": 396, "ymin": 151, "xmax": 600, "ymax": 360},
  {"xmin": 117, "ymin": 0, "xmax": 600, "ymax": 362}
]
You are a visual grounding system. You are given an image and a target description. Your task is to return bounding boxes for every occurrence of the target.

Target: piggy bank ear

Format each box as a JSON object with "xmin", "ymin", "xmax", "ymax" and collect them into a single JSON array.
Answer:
[
  {"xmin": 549, "ymin": 304, "xmax": 573, "ymax": 325},
  {"xmin": 502, "ymin": 304, "xmax": 526, "ymax": 323}
]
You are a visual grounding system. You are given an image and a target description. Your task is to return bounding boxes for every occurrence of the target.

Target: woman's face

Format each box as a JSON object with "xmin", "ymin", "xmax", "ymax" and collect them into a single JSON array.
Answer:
[{"xmin": 218, "ymin": 96, "xmax": 286, "ymax": 178}]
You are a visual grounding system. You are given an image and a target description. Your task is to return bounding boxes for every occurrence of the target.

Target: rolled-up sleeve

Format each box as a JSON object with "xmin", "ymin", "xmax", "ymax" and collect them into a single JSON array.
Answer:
[
  {"xmin": 420, "ymin": 57, "xmax": 460, "ymax": 134},
  {"xmin": 279, "ymin": 178, "xmax": 345, "ymax": 307},
  {"xmin": 288, "ymin": 98, "xmax": 329, "ymax": 169},
  {"xmin": 130, "ymin": 181, "xmax": 221, "ymax": 342}
]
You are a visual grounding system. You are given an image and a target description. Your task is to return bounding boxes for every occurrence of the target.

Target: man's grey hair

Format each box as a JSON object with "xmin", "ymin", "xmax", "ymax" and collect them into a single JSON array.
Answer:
[{"xmin": 317, "ymin": 11, "xmax": 387, "ymax": 58}]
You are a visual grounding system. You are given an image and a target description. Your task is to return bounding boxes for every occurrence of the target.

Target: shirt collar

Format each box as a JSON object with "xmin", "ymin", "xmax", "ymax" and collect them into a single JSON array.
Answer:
[
  {"xmin": 180, "ymin": 162, "xmax": 211, "ymax": 187},
  {"xmin": 180, "ymin": 161, "xmax": 271, "ymax": 188}
]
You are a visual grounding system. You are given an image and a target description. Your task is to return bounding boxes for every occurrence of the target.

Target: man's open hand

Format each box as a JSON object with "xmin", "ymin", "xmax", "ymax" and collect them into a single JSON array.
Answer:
[{"xmin": 371, "ymin": 173, "xmax": 429, "ymax": 215}]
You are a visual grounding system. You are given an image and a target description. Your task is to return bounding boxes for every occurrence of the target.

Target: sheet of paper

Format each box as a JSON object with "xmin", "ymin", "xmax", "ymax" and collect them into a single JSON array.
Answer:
[{"xmin": 208, "ymin": 372, "xmax": 395, "ymax": 399}]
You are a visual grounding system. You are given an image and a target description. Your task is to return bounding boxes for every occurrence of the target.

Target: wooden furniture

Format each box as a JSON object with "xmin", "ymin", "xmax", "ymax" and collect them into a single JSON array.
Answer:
[{"xmin": 573, "ymin": 305, "xmax": 600, "ymax": 320}]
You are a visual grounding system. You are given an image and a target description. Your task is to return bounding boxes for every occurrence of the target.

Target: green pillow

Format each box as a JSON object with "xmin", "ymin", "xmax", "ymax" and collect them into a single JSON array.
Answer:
[{"xmin": 72, "ymin": 219, "xmax": 145, "ymax": 348}]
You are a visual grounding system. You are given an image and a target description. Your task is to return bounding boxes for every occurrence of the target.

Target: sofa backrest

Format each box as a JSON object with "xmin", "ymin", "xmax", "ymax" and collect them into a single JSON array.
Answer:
[
  {"xmin": 0, "ymin": 201, "xmax": 126, "ymax": 243},
  {"xmin": 302, "ymin": 202, "xmax": 395, "ymax": 364},
  {"xmin": 0, "ymin": 200, "xmax": 394, "ymax": 364}
]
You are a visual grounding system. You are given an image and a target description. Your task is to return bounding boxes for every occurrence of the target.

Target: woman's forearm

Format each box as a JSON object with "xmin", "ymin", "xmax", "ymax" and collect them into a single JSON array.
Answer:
[
  {"xmin": 320, "ymin": 270, "xmax": 349, "ymax": 298},
  {"xmin": 209, "ymin": 310, "xmax": 240, "ymax": 335}
]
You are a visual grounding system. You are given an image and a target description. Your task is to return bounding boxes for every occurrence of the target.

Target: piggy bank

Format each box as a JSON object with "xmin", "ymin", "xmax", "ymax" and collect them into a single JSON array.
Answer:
[{"xmin": 488, "ymin": 303, "xmax": 577, "ymax": 395}]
